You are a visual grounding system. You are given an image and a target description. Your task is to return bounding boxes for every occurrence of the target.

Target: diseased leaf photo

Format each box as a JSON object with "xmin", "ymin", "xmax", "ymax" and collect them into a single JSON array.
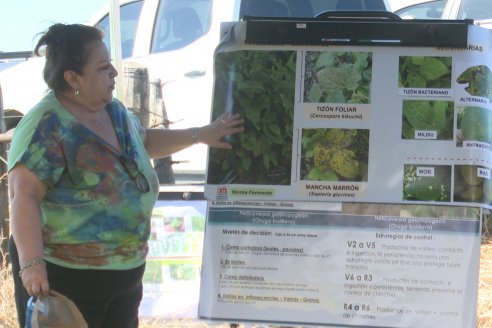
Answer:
[
  {"xmin": 456, "ymin": 65, "xmax": 492, "ymax": 100},
  {"xmin": 454, "ymin": 165, "xmax": 492, "ymax": 204},
  {"xmin": 456, "ymin": 106, "xmax": 492, "ymax": 146},
  {"xmin": 301, "ymin": 128, "xmax": 369, "ymax": 182},
  {"xmin": 403, "ymin": 165, "xmax": 451, "ymax": 202},
  {"xmin": 398, "ymin": 56, "xmax": 452, "ymax": 88},
  {"xmin": 401, "ymin": 100, "xmax": 454, "ymax": 140},
  {"xmin": 207, "ymin": 50, "xmax": 296, "ymax": 185},
  {"xmin": 304, "ymin": 51, "xmax": 372, "ymax": 104}
]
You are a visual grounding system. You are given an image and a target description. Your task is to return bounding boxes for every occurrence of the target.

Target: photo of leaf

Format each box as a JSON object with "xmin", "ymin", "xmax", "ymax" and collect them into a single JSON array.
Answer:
[
  {"xmin": 303, "ymin": 51, "xmax": 372, "ymax": 104},
  {"xmin": 456, "ymin": 106, "xmax": 492, "ymax": 146},
  {"xmin": 454, "ymin": 165, "xmax": 492, "ymax": 204},
  {"xmin": 301, "ymin": 128, "xmax": 369, "ymax": 182},
  {"xmin": 398, "ymin": 56, "xmax": 452, "ymax": 88},
  {"xmin": 401, "ymin": 100, "xmax": 454, "ymax": 140},
  {"xmin": 456, "ymin": 65, "xmax": 492, "ymax": 100},
  {"xmin": 207, "ymin": 50, "xmax": 296, "ymax": 185},
  {"xmin": 403, "ymin": 164, "xmax": 451, "ymax": 202}
]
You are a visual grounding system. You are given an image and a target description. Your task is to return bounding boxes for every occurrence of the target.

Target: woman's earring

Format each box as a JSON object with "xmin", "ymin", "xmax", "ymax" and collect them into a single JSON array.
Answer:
[{"xmin": 74, "ymin": 90, "xmax": 80, "ymax": 96}]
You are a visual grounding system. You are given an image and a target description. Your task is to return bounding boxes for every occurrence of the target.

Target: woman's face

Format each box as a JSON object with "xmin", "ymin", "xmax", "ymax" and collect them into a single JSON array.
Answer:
[{"xmin": 77, "ymin": 40, "xmax": 118, "ymax": 109}]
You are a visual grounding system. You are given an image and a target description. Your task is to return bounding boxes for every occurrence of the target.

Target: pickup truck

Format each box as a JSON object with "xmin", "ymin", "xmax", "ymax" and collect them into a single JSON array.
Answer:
[
  {"xmin": 0, "ymin": 0, "xmax": 391, "ymax": 182},
  {"xmin": 0, "ymin": 51, "xmax": 33, "ymax": 73}
]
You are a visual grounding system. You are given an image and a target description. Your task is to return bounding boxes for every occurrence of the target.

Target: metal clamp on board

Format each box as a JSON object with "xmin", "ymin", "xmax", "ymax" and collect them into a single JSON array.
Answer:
[{"xmin": 244, "ymin": 12, "xmax": 472, "ymax": 47}]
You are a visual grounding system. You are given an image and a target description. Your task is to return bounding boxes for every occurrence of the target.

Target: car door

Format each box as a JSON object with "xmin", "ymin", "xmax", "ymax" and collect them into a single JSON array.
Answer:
[{"xmin": 128, "ymin": 0, "xmax": 237, "ymax": 177}]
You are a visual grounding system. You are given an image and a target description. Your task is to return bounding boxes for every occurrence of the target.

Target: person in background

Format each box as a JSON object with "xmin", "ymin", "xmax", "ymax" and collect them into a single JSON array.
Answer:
[{"xmin": 8, "ymin": 23, "xmax": 243, "ymax": 328}]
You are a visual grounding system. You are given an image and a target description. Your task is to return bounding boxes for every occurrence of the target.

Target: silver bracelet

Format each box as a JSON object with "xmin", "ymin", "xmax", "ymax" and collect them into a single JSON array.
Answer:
[
  {"xmin": 191, "ymin": 127, "xmax": 198, "ymax": 144},
  {"xmin": 19, "ymin": 258, "xmax": 45, "ymax": 277}
]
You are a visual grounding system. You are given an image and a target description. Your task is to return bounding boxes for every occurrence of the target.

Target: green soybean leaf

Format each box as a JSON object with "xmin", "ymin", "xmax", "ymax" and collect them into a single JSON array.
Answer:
[{"xmin": 420, "ymin": 57, "xmax": 450, "ymax": 81}]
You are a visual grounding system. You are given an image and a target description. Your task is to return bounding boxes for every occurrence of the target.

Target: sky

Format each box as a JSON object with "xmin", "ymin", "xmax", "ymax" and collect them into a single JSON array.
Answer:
[{"xmin": 0, "ymin": 0, "xmax": 109, "ymax": 53}]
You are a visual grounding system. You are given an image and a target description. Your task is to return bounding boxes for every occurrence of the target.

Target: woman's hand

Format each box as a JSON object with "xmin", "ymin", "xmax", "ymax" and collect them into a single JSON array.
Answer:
[
  {"xmin": 21, "ymin": 261, "xmax": 50, "ymax": 297},
  {"xmin": 197, "ymin": 112, "xmax": 244, "ymax": 149},
  {"xmin": 144, "ymin": 112, "xmax": 245, "ymax": 158}
]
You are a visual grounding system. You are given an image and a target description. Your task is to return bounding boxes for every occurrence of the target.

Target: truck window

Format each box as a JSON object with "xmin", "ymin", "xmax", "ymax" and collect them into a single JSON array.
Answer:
[
  {"xmin": 395, "ymin": 0, "xmax": 445, "ymax": 19},
  {"xmin": 151, "ymin": 0, "xmax": 212, "ymax": 53},
  {"xmin": 96, "ymin": 0, "xmax": 144, "ymax": 58},
  {"xmin": 458, "ymin": 0, "xmax": 492, "ymax": 20},
  {"xmin": 240, "ymin": 0, "xmax": 314, "ymax": 18},
  {"xmin": 239, "ymin": 0, "xmax": 388, "ymax": 19}
]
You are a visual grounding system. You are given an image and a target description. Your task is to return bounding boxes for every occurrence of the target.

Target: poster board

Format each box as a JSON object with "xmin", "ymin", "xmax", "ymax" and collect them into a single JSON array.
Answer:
[
  {"xmin": 199, "ymin": 19, "xmax": 489, "ymax": 327},
  {"xmin": 204, "ymin": 22, "xmax": 492, "ymax": 209},
  {"xmin": 199, "ymin": 201, "xmax": 481, "ymax": 327}
]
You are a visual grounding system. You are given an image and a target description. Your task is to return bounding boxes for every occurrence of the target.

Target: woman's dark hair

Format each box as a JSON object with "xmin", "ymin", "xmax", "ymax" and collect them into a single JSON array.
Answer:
[{"xmin": 34, "ymin": 23, "xmax": 104, "ymax": 92}]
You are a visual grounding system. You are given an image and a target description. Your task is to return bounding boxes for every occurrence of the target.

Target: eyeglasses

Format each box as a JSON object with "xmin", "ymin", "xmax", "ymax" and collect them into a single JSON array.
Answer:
[{"xmin": 119, "ymin": 155, "xmax": 150, "ymax": 193}]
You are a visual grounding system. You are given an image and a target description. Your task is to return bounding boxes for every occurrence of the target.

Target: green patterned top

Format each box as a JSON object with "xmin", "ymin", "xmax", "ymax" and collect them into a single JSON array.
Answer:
[{"xmin": 8, "ymin": 92, "xmax": 159, "ymax": 270}]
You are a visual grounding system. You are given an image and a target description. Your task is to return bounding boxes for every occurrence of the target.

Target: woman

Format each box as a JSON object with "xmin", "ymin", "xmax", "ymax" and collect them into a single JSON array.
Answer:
[{"xmin": 8, "ymin": 23, "xmax": 243, "ymax": 327}]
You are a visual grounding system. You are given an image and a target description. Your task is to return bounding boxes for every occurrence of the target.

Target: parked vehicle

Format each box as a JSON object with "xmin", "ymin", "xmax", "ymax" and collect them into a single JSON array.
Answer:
[
  {"xmin": 391, "ymin": 0, "xmax": 492, "ymax": 27},
  {"xmin": 0, "ymin": 0, "xmax": 391, "ymax": 181},
  {"xmin": 390, "ymin": 0, "xmax": 446, "ymax": 19},
  {"xmin": 443, "ymin": 0, "xmax": 492, "ymax": 29},
  {"xmin": 0, "ymin": 51, "xmax": 33, "ymax": 72}
]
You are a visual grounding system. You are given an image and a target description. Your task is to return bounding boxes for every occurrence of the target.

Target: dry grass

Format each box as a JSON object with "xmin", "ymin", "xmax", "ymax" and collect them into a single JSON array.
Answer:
[
  {"xmin": 478, "ymin": 239, "xmax": 492, "ymax": 328},
  {"xmin": 1, "ymin": 237, "xmax": 492, "ymax": 328},
  {"xmin": 0, "ymin": 254, "xmax": 17, "ymax": 328}
]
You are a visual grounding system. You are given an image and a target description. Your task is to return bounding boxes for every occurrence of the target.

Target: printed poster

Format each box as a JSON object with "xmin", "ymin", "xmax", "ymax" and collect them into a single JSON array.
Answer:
[
  {"xmin": 199, "ymin": 201, "xmax": 481, "ymax": 327},
  {"xmin": 199, "ymin": 21, "xmax": 488, "ymax": 328},
  {"xmin": 204, "ymin": 23, "xmax": 492, "ymax": 209}
]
